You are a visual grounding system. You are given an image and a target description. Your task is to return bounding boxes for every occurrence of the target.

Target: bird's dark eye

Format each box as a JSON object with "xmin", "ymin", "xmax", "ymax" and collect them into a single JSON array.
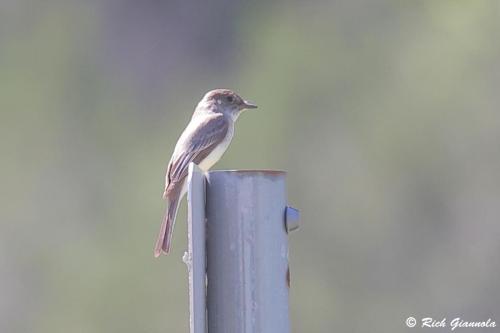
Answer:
[{"xmin": 226, "ymin": 95, "xmax": 234, "ymax": 103}]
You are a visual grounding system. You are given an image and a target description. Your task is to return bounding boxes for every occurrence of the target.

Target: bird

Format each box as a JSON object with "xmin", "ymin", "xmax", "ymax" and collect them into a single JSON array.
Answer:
[{"xmin": 154, "ymin": 89, "xmax": 257, "ymax": 257}]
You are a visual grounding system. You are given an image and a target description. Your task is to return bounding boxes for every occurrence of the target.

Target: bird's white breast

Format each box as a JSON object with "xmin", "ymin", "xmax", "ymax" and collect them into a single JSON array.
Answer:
[{"xmin": 198, "ymin": 122, "xmax": 234, "ymax": 171}]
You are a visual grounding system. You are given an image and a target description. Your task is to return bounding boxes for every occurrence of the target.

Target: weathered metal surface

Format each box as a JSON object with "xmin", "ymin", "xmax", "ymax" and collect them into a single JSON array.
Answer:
[
  {"xmin": 205, "ymin": 170, "xmax": 290, "ymax": 333},
  {"xmin": 185, "ymin": 163, "xmax": 207, "ymax": 333},
  {"xmin": 218, "ymin": 169, "xmax": 287, "ymax": 176}
]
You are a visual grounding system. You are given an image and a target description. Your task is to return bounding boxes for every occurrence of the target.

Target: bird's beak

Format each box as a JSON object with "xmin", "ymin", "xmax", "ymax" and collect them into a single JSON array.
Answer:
[{"xmin": 242, "ymin": 100, "xmax": 258, "ymax": 110}]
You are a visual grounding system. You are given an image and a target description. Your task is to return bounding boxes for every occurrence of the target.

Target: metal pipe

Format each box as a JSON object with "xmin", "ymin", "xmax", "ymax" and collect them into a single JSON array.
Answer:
[
  {"xmin": 184, "ymin": 164, "xmax": 206, "ymax": 333},
  {"xmin": 205, "ymin": 170, "xmax": 290, "ymax": 333}
]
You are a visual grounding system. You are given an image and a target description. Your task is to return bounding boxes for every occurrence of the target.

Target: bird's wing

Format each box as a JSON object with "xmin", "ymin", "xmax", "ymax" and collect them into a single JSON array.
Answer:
[{"xmin": 164, "ymin": 114, "xmax": 229, "ymax": 197}]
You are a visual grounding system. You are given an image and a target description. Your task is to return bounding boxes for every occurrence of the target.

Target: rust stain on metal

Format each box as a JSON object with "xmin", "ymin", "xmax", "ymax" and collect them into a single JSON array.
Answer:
[
  {"xmin": 286, "ymin": 266, "xmax": 290, "ymax": 288},
  {"xmin": 209, "ymin": 169, "xmax": 286, "ymax": 176}
]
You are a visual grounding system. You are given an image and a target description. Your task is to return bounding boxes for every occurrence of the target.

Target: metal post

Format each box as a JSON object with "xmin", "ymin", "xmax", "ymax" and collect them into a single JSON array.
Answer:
[
  {"xmin": 205, "ymin": 170, "xmax": 291, "ymax": 333},
  {"xmin": 185, "ymin": 164, "xmax": 206, "ymax": 333}
]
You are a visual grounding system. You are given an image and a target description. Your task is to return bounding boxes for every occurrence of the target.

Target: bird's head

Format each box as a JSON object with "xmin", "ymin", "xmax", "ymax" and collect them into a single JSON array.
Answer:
[{"xmin": 200, "ymin": 89, "xmax": 257, "ymax": 118}]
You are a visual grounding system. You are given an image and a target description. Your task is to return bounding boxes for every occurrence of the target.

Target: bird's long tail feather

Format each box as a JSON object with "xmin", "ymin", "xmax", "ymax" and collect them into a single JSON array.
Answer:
[{"xmin": 154, "ymin": 193, "xmax": 180, "ymax": 257}]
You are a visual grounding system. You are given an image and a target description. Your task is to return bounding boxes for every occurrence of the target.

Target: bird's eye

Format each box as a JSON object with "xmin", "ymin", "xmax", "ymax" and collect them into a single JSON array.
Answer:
[{"xmin": 226, "ymin": 96, "xmax": 234, "ymax": 103}]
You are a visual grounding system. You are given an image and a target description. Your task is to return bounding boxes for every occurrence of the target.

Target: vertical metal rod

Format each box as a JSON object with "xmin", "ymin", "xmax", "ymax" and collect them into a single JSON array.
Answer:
[
  {"xmin": 205, "ymin": 170, "xmax": 290, "ymax": 333},
  {"xmin": 185, "ymin": 163, "xmax": 206, "ymax": 333}
]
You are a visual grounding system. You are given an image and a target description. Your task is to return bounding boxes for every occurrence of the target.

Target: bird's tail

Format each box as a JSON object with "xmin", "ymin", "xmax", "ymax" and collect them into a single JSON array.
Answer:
[{"xmin": 154, "ymin": 193, "xmax": 181, "ymax": 257}]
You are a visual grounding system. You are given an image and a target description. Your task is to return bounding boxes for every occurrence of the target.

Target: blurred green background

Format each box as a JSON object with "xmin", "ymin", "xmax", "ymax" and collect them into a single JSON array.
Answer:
[{"xmin": 1, "ymin": 1, "xmax": 500, "ymax": 332}]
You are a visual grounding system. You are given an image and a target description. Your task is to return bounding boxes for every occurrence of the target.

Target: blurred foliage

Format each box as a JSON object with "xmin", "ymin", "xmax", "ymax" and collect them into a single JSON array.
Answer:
[{"xmin": 1, "ymin": 1, "xmax": 500, "ymax": 332}]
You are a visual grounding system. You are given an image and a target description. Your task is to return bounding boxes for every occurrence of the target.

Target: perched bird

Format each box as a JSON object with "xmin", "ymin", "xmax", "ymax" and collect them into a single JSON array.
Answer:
[{"xmin": 154, "ymin": 89, "xmax": 257, "ymax": 257}]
